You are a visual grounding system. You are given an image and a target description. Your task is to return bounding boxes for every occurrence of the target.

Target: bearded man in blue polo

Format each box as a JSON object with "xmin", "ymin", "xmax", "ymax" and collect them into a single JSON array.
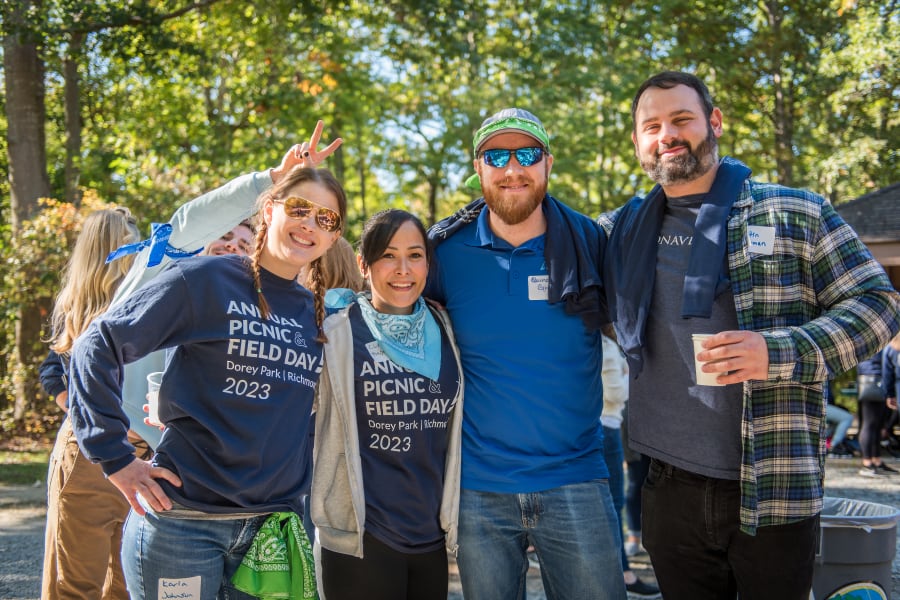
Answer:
[{"xmin": 426, "ymin": 109, "xmax": 625, "ymax": 600}]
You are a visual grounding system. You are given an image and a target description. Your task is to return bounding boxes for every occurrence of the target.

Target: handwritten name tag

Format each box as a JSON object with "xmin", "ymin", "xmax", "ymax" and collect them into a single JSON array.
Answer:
[
  {"xmin": 747, "ymin": 226, "xmax": 775, "ymax": 255},
  {"xmin": 158, "ymin": 576, "xmax": 201, "ymax": 600},
  {"xmin": 528, "ymin": 275, "xmax": 549, "ymax": 301}
]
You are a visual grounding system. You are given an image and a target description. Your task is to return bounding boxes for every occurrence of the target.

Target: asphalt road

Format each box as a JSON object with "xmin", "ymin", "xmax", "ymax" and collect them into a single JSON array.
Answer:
[{"xmin": 2, "ymin": 458, "xmax": 898, "ymax": 599}]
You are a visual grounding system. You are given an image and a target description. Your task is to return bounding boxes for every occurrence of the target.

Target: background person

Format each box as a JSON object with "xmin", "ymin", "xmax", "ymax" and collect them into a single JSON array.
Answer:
[
  {"xmin": 136, "ymin": 221, "xmax": 259, "ymax": 431},
  {"xmin": 824, "ymin": 381, "xmax": 854, "ymax": 458},
  {"xmin": 856, "ymin": 349, "xmax": 898, "ymax": 476},
  {"xmin": 599, "ymin": 70, "xmax": 900, "ymax": 599},
  {"xmin": 202, "ymin": 219, "xmax": 255, "ymax": 256},
  {"xmin": 621, "ymin": 413, "xmax": 651, "ymax": 559},
  {"xmin": 39, "ymin": 208, "xmax": 142, "ymax": 600},
  {"xmin": 599, "ymin": 329, "xmax": 661, "ymax": 599},
  {"xmin": 301, "ymin": 235, "xmax": 364, "ymax": 292},
  {"xmin": 68, "ymin": 166, "xmax": 346, "ymax": 600},
  {"xmin": 312, "ymin": 209, "xmax": 464, "ymax": 600},
  {"xmin": 427, "ymin": 108, "xmax": 625, "ymax": 600},
  {"xmin": 881, "ymin": 334, "xmax": 900, "ymax": 453}
]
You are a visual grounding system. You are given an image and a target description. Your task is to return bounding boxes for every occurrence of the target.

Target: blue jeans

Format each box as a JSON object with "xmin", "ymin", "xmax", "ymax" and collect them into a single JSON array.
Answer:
[
  {"xmin": 825, "ymin": 404, "xmax": 853, "ymax": 447},
  {"xmin": 457, "ymin": 481, "xmax": 625, "ymax": 600},
  {"xmin": 602, "ymin": 425, "xmax": 629, "ymax": 573},
  {"xmin": 121, "ymin": 508, "xmax": 268, "ymax": 600},
  {"xmin": 624, "ymin": 453, "xmax": 650, "ymax": 535}
]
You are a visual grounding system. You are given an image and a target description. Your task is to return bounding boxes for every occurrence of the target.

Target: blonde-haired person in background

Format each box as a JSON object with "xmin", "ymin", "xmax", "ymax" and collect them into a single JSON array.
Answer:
[
  {"xmin": 67, "ymin": 163, "xmax": 346, "ymax": 600},
  {"xmin": 300, "ymin": 235, "xmax": 365, "ymax": 292},
  {"xmin": 39, "ymin": 207, "xmax": 143, "ymax": 599}
]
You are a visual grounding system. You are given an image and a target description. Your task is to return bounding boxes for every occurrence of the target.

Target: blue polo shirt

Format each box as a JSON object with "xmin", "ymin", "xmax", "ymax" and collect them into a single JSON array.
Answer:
[{"xmin": 428, "ymin": 210, "xmax": 606, "ymax": 493}]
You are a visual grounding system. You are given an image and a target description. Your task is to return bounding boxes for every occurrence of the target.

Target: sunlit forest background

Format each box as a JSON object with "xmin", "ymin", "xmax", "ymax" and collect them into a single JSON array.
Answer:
[{"xmin": 1, "ymin": 0, "xmax": 897, "ymax": 430}]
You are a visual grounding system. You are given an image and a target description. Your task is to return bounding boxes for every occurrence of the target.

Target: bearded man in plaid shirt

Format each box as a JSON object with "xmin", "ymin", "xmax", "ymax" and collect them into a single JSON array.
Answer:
[{"xmin": 599, "ymin": 70, "xmax": 900, "ymax": 600}]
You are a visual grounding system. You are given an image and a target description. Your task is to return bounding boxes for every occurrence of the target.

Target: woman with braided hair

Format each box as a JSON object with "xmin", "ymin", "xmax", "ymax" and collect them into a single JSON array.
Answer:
[{"xmin": 66, "ymin": 158, "xmax": 346, "ymax": 599}]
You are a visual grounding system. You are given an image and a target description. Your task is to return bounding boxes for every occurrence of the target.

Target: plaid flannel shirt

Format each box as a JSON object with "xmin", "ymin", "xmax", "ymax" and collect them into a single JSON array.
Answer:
[{"xmin": 600, "ymin": 175, "xmax": 900, "ymax": 534}]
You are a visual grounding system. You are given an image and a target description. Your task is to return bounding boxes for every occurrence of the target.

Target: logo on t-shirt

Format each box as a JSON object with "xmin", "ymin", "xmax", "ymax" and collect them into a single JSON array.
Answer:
[
  {"xmin": 658, "ymin": 234, "xmax": 693, "ymax": 247},
  {"xmin": 366, "ymin": 341, "xmax": 389, "ymax": 362}
]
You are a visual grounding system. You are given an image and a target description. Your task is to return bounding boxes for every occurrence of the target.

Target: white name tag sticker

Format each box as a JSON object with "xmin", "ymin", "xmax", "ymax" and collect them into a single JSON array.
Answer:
[
  {"xmin": 158, "ymin": 576, "xmax": 201, "ymax": 600},
  {"xmin": 747, "ymin": 226, "xmax": 775, "ymax": 255},
  {"xmin": 528, "ymin": 275, "xmax": 550, "ymax": 301},
  {"xmin": 366, "ymin": 341, "xmax": 389, "ymax": 362}
]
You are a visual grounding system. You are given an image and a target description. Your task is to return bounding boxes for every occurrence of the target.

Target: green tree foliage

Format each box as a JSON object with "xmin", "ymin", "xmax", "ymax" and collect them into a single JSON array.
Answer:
[
  {"xmin": 0, "ymin": 193, "xmax": 123, "ymax": 432},
  {"xmin": 0, "ymin": 0, "xmax": 897, "ymax": 427},
  {"xmin": 818, "ymin": 1, "xmax": 899, "ymax": 201}
]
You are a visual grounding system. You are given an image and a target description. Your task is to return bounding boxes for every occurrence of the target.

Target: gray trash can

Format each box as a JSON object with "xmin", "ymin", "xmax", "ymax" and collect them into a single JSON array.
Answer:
[{"xmin": 812, "ymin": 497, "xmax": 899, "ymax": 600}]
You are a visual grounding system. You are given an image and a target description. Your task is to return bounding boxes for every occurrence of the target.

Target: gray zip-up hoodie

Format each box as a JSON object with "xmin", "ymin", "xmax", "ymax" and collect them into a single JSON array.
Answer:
[{"xmin": 311, "ymin": 302, "xmax": 464, "ymax": 558}]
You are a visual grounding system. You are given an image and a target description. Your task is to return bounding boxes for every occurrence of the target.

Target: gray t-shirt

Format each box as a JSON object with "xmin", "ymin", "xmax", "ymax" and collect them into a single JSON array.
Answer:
[{"xmin": 628, "ymin": 194, "xmax": 743, "ymax": 479}]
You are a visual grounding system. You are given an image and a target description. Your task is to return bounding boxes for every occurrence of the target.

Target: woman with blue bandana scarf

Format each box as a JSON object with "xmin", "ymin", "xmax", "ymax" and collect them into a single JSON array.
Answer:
[{"xmin": 311, "ymin": 209, "xmax": 464, "ymax": 600}]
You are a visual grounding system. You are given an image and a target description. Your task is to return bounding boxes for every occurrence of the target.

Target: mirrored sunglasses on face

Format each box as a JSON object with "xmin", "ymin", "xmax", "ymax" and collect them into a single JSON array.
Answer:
[
  {"xmin": 480, "ymin": 147, "xmax": 545, "ymax": 168},
  {"xmin": 276, "ymin": 196, "xmax": 342, "ymax": 232}
]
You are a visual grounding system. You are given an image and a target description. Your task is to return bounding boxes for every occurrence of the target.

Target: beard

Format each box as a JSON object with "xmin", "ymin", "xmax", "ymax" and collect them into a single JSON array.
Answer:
[
  {"xmin": 640, "ymin": 126, "xmax": 719, "ymax": 187},
  {"xmin": 482, "ymin": 170, "xmax": 548, "ymax": 226}
]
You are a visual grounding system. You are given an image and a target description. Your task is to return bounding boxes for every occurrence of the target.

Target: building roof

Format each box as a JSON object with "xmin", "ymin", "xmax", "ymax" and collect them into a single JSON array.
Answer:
[{"xmin": 836, "ymin": 182, "xmax": 900, "ymax": 242}]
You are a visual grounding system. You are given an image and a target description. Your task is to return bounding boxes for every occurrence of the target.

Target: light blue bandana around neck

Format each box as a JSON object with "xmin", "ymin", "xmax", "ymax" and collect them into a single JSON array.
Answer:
[{"xmin": 354, "ymin": 293, "xmax": 442, "ymax": 381}]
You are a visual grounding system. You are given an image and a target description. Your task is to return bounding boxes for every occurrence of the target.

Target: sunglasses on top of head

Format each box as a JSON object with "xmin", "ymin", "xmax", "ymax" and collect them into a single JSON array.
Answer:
[
  {"xmin": 479, "ymin": 147, "xmax": 545, "ymax": 168},
  {"xmin": 274, "ymin": 196, "xmax": 342, "ymax": 233}
]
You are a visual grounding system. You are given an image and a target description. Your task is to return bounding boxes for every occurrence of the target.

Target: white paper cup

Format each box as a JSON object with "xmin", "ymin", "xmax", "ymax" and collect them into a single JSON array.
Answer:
[
  {"xmin": 146, "ymin": 372, "xmax": 164, "ymax": 426},
  {"xmin": 692, "ymin": 334, "xmax": 725, "ymax": 386}
]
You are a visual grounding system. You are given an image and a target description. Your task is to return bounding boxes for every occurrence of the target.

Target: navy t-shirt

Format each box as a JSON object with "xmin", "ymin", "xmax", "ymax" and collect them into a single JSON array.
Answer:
[
  {"xmin": 349, "ymin": 305, "xmax": 460, "ymax": 552},
  {"xmin": 629, "ymin": 195, "xmax": 743, "ymax": 479}
]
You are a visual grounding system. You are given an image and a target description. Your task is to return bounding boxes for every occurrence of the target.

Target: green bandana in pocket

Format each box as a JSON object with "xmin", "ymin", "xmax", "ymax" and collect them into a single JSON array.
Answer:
[{"xmin": 231, "ymin": 512, "xmax": 318, "ymax": 599}]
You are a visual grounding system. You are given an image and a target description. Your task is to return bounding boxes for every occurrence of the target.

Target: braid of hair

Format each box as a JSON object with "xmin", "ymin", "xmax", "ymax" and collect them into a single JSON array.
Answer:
[
  {"xmin": 309, "ymin": 258, "xmax": 328, "ymax": 343},
  {"xmin": 250, "ymin": 217, "xmax": 271, "ymax": 319}
]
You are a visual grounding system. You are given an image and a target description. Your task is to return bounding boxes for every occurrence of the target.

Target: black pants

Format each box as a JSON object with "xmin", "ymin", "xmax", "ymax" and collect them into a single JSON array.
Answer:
[
  {"xmin": 642, "ymin": 459, "xmax": 818, "ymax": 600},
  {"xmin": 320, "ymin": 531, "xmax": 448, "ymax": 600},
  {"xmin": 859, "ymin": 400, "xmax": 888, "ymax": 459}
]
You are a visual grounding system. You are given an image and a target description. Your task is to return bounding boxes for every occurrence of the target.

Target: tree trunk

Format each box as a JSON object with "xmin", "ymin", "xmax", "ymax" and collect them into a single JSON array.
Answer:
[
  {"xmin": 64, "ymin": 31, "xmax": 84, "ymax": 206},
  {"xmin": 427, "ymin": 179, "xmax": 437, "ymax": 227},
  {"xmin": 3, "ymin": 0, "xmax": 50, "ymax": 228},
  {"xmin": 357, "ymin": 154, "xmax": 368, "ymax": 225},
  {"xmin": 3, "ymin": 0, "xmax": 51, "ymax": 419},
  {"xmin": 764, "ymin": 0, "xmax": 794, "ymax": 186}
]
